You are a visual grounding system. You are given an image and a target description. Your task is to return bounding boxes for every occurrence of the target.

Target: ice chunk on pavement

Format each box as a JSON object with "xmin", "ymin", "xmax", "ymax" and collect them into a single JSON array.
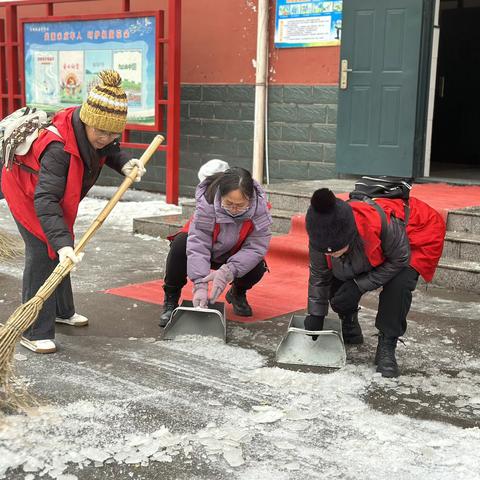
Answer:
[
  {"xmin": 139, "ymin": 440, "xmax": 163, "ymax": 458},
  {"xmin": 224, "ymin": 429, "xmax": 250, "ymax": 443},
  {"xmin": 223, "ymin": 446, "xmax": 245, "ymax": 467},
  {"xmin": 283, "ymin": 420, "xmax": 310, "ymax": 431},
  {"xmin": 124, "ymin": 454, "xmax": 143, "ymax": 464},
  {"xmin": 251, "ymin": 406, "xmax": 285, "ymax": 424},
  {"xmin": 81, "ymin": 447, "xmax": 110, "ymax": 463},
  {"xmin": 151, "ymin": 451, "xmax": 172, "ymax": 462}
]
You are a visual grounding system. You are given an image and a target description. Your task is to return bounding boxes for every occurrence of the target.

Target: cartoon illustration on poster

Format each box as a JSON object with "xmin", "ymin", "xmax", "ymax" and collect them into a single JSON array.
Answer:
[
  {"xmin": 85, "ymin": 50, "xmax": 112, "ymax": 98},
  {"xmin": 274, "ymin": 0, "xmax": 343, "ymax": 48},
  {"xmin": 32, "ymin": 51, "xmax": 59, "ymax": 106},
  {"xmin": 59, "ymin": 51, "xmax": 84, "ymax": 103},
  {"xmin": 113, "ymin": 50, "xmax": 142, "ymax": 107},
  {"xmin": 23, "ymin": 15, "xmax": 156, "ymax": 126}
]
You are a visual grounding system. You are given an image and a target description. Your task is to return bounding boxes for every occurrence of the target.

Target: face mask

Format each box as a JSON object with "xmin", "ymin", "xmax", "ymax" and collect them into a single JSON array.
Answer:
[{"xmin": 224, "ymin": 207, "xmax": 249, "ymax": 218}]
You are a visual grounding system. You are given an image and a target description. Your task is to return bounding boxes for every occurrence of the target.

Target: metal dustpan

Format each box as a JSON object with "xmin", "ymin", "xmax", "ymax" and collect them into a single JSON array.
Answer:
[
  {"xmin": 276, "ymin": 314, "xmax": 346, "ymax": 368},
  {"xmin": 161, "ymin": 300, "xmax": 226, "ymax": 342}
]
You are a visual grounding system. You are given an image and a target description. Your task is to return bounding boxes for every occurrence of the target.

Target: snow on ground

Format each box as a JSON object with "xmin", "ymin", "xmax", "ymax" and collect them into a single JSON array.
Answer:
[
  {"xmin": 0, "ymin": 187, "xmax": 181, "ymax": 290},
  {"xmin": 2, "ymin": 186, "xmax": 480, "ymax": 479},
  {"xmin": 76, "ymin": 186, "xmax": 182, "ymax": 231},
  {"xmin": 1, "ymin": 331, "xmax": 479, "ymax": 480},
  {"xmin": 0, "ymin": 186, "xmax": 181, "ymax": 239}
]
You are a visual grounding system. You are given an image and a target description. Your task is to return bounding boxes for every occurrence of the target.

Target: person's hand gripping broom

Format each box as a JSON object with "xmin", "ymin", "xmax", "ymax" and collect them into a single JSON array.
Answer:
[{"xmin": 0, "ymin": 135, "xmax": 164, "ymax": 409}]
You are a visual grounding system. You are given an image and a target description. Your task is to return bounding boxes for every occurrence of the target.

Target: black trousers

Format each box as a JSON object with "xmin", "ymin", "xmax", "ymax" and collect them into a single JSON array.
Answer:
[
  {"xmin": 15, "ymin": 220, "xmax": 75, "ymax": 340},
  {"xmin": 164, "ymin": 232, "xmax": 267, "ymax": 295},
  {"xmin": 331, "ymin": 267, "xmax": 419, "ymax": 337}
]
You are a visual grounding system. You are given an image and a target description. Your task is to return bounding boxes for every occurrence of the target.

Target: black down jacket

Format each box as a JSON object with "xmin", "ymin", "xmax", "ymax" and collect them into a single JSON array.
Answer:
[
  {"xmin": 308, "ymin": 215, "xmax": 411, "ymax": 317},
  {"xmin": 33, "ymin": 107, "xmax": 129, "ymax": 252}
]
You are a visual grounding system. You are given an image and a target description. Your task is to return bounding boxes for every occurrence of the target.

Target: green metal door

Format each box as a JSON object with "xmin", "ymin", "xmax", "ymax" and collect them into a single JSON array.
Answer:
[{"xmin": 336, "ymin": 0, "xmax": 424, "ymax": 177}]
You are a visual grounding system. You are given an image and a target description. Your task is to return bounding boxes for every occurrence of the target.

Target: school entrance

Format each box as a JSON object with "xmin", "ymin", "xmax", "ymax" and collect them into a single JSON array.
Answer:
[
  {"xmin": 336, "ymin": 0, "xmax": 480, "ymax": 183},
  {"xmin": 428, "ymin": 0, "xmax": 480, "ymax": 182}
]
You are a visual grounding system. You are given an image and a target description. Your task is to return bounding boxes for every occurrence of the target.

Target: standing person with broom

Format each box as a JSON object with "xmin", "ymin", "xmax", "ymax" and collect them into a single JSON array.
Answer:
[{"xmin": 1, "ymin": 70, "xmax": 146, "ymax": 354}]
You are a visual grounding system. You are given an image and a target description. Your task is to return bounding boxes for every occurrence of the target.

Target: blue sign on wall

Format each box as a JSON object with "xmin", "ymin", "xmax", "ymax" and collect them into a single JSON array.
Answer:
[
  {"xmin": 23, "ymin": 15, "xmax": 156, "ymax": 125},
  {"xmin": 274, "ymin": 0, "xmax": 342, "ymax": 48}
]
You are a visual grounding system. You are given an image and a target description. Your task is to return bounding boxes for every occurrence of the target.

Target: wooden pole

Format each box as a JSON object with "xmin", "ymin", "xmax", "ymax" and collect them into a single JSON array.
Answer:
[
  {"xmin": 74, "ymin": 135, "xmax": 164, "ymax": 256},
  {"xmin": 252, "ymin": 0, "xmax": 269, "ymax": 183}
]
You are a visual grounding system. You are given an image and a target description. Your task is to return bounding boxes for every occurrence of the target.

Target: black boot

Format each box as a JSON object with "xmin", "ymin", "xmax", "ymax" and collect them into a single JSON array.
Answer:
[
  {"xmin": 225, "ymin": 286, "xmax": 252, "ymax": 316},
  {"xmin": 339, "ymin": 311, "xmax": 363, "ymax": 344},
  {"xmin": 375, "ymin": 333, "xmax": 400, "ymax": 378},
  {"xmin": 159, "ymin": 290, "xmax": 180, "ymax": 327}
]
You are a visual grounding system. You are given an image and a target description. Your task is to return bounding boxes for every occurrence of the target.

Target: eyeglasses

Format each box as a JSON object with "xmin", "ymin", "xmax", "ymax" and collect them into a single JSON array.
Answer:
[
  {"xmin": 92, "ymin": 127, "xmax": 119, "ymax": 141},
  {"xmin": 221, "ymin": 200, "xmax": 250, "ymax": 212}
]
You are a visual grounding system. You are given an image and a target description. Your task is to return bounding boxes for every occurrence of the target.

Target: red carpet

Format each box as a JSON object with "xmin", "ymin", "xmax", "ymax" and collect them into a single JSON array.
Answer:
[
  {"xmin": 104, "ymin": 215, "xmax": 310, "ymax": 323},
  {"xmin": 104, "ymin": 183, "xmax": 480, "ymax": 322}
]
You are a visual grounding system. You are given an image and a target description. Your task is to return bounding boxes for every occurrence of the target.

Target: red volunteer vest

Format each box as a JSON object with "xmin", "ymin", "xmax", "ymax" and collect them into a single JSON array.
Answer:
[
  {"xmin": 174, "ymin": 218, "xmax": 254, "ymax": 256},
  {"xmin": 326, "ymin": 199, "xmax": 445, "ymax": 282},
  {"xmin": 1, "ymin": 107, "xmax": 105, "ymax": 259}
]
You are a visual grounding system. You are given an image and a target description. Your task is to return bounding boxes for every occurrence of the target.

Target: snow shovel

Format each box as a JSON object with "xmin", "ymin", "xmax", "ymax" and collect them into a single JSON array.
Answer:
[
  {"xmin": 275, "ymin": 314, "xmax": 346, "ymax": 368},
  {"xmin": 161, "ymin": 300, "xmax": 226, "ymax": 342}
]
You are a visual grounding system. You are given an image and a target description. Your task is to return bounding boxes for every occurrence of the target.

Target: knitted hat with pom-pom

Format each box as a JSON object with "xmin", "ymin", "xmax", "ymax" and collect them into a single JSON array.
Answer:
[
  {"xmin": 305, "ymin": 188, "xmax": 357, "ymax": 253},
  {"xmin": 80, "ymin": 70, "xmax": 128, "ymax": 133}
]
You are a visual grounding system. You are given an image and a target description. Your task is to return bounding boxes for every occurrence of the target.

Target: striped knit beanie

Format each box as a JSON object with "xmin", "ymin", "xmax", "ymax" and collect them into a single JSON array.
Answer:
[{"xmin": 79, "ymin": 70, "xmax": 128, "ymax": 133}]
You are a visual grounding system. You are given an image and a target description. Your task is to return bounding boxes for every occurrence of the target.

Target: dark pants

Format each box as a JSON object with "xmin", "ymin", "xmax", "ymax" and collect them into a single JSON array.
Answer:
[
  {"xmin": 164, "ymin": 232, "xmax": 267, "ymax": 295},
  {"xmin": 331, "ymin": 267, "xmax": 419, "ymax": 337},
  {"xmin": 15, "ymin": 221, "xmax": 75, "ymax": 340}
]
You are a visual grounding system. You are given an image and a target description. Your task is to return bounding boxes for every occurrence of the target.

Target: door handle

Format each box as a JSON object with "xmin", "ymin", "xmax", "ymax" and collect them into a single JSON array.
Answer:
[
  {"xmin": 439, "ymin": 76, "xmax": 445, "ymax": 98},
  {"xmin": 340, "ymin": 59, "xmax": 352, "ymax": 90}
]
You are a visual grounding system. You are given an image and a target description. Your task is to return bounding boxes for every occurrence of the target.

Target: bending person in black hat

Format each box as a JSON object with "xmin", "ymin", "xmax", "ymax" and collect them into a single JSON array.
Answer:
[{"xmin": 304, "ymin": 188, "xmax": 445, "ymax": 377}]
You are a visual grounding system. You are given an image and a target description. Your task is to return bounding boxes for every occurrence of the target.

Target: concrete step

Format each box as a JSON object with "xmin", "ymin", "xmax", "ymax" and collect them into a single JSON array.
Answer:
[
  {"xmin": 446, "ymin": 207, "xmax": 480, "ymax": 234},
  {"xmin": 264, "ymin": 179, "xmax": 352, "ymax": 213},
  {"xmin": 133, "ymin": 214, "xmax": 184, "ymax": 239},
  {"xmin": 132, "ymin": 208, "xmax": 296, "ymax": 238},
  {"xmin": 432, "ymin": 258, "xmax": 480, "ymax": 292},
  {"xmin": 442, "ymin": 231, "xmax": 480, "ymax": 262}
]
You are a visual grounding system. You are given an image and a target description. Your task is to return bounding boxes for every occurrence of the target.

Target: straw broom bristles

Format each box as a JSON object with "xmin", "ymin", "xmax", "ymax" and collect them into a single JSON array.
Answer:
[
  {"xmin": 0, "ymin": 135, "xmax": 164, "ymax": 412},
  {"xmin": 0, "ymin": 229, "xmax": 23, "ymax": 260},
  {"xmin": 0, "ymin": 262, "xmax": 71, "ymax": 406}
]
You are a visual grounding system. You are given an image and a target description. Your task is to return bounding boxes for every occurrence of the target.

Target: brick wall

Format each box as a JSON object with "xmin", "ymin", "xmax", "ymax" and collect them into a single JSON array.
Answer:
[{"xmin": 98, "ymin": 84, "xmax": 339, "ymax": 196}]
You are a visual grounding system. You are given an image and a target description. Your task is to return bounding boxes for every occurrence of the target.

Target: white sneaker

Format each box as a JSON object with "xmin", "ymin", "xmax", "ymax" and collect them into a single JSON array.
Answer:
[
  {"xmin": 55, "ymin": 313, "xmax": 89, "ymax": 327},
  {"xmin": 20, "ymin": 338, "xmax": 57, "ymax": 354}
]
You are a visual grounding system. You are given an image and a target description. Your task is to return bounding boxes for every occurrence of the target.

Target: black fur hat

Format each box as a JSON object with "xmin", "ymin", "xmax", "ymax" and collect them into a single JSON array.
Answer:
[{"xmin": 306, "ymin": 188, "xmax": 356, "ymax": 253}]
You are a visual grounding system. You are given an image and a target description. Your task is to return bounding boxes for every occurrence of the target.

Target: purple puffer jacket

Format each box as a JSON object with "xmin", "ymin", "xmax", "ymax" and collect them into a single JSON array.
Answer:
[{"xmin": 186, "ymin": 179, "xmax": 272, "ymax": 283}]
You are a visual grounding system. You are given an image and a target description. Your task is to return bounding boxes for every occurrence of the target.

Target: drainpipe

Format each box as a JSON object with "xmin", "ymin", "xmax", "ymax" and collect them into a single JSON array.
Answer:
[{"xmin": 252, "ymin": 0, "xmax": 269, "ymax": 184}]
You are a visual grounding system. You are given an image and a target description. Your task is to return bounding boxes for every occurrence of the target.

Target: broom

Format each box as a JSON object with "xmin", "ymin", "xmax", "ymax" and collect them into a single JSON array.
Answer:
[
  {"xmin": 0, "ymin": 135, "xmax": 164, "ymax": 409},
  {"xmin": 0, "ymin": 229, "xmax": 23, "ymax": 260}
]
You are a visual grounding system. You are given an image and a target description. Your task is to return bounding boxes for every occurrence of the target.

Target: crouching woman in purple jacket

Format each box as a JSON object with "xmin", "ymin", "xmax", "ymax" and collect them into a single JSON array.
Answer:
[{"xmin": 159, "ymin": 168, "xmax": 273, "ymax": 326}]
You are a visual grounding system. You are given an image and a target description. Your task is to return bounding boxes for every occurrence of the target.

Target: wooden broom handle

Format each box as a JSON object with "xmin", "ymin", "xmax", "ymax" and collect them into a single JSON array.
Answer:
[{"xmin": 73, "ymin": 134, "xmax": 164, "ymax": 255}]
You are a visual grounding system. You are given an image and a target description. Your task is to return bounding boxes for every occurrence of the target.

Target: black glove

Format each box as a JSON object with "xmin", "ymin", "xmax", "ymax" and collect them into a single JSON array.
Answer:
[
  {"xmin": 330, "ymin": 280, "xmax": 362, "ymax": 314},
  {"xmin": 304, "ymin": 315, "xmax": 325, "ymax": 341}
]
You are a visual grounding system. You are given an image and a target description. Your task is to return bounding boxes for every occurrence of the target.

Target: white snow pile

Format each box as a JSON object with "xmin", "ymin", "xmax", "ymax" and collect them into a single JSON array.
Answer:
[
  {"xmin": 0, "ymin": 401, "xmax": 183, "ymax": 478},
  {"xmin": 79, "ymin": 186, "xmax": 182, "ymax": 231},
  {"xmin": 161, "ymin": 335, "xmax": 266, "ymax": 370}
]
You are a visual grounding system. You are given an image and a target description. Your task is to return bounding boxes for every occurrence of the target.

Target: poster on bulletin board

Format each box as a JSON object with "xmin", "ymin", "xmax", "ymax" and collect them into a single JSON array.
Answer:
[
  {"xmin": 23, "ymin": 14, "xmax": 157, "ymax": 126},
  {"xmin": 274, "ymin": 0, "xmax": 342, "ymax": 48}
]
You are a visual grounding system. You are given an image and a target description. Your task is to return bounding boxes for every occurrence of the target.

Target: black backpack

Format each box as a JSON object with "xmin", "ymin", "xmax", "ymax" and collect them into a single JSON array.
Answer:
[
  {"xmin": 349, "ymin": 176, "xmax": 412, "ymax": 243},
  {"xmin": 350, "ymin": 176, "xmax": 412, "ymax": 201}
]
